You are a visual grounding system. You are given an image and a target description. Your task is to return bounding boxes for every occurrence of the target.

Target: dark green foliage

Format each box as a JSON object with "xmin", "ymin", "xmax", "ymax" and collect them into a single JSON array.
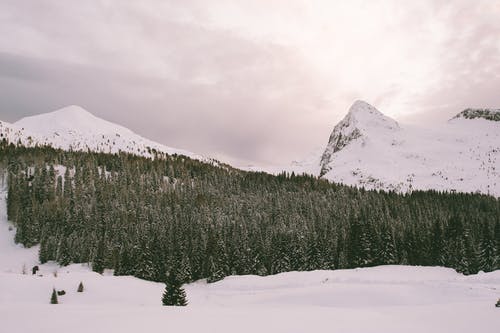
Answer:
[
  {"xmin": 455, "ymin": 109, "xmax": 500, "ymax": 121},
  {"xmin": 377, "ymin": 226, "xmax": 397, "ymax": 265},
  {"xmin": 479, "ymin": 222, "xmax": 497, "ymax": 272},
  {"xmin": 162, "ymin": 269, "xmax": 188, "ymax": 306},
  {"xmin": 0, "ymin": 144, "xmax": 498, "ymax": 287},
  {"xmin": 77, "ymin": 282, "xmax": 84, "ymax": 292},
  {"xmin": 92, "ymin": 237, "xmax": 106, "ymax": 274},
  {"xmin": 50, "ymin": 288, "xmax": 58, "ymax": 304}
]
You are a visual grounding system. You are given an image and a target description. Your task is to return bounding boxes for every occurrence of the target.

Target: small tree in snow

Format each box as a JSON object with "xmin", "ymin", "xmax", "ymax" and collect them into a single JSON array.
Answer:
[
  {"xmin": 77, "ymin": 282, "xmax": 84, "ymax": 293},
  {"xmin": 50, "ymin": 288, "xmax": 58, "ymax": 304},
  {"xmin": 162, "ymin": 269, "xmax": 188, "ymax": 306}
]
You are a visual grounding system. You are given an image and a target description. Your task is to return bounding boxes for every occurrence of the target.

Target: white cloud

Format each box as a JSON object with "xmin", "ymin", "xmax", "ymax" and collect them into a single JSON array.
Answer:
[{"xmin": 0, "ymin": 0, "xmax": 499, "ymax": 164}]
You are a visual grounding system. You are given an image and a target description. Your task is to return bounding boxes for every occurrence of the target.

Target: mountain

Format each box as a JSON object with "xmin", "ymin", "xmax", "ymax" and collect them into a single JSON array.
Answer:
[
  {"xmin": 1, "ymin": 105, "xmax": 204, "ymax": 161},
  {"xmin": 315, "ymin": 101, "xmax": 500, "ymax": 196},
  {"xmin": 2, "ymin": 103, "xmax": 499, "ymax": 197},
  {"xmin": 319, "ymin": 100, "xmax": 400, "ymax": 177}
]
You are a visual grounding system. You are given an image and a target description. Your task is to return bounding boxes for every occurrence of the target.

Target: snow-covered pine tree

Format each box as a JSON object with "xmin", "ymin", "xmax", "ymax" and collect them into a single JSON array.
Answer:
[
  {"xmin": 478, "ymin": 222, "xmax": 496, "ymax": 272},
  {"xmin": 206, "ymin": 256, "xmax": 225, "ymax": 283},
  {"xmin": 378, "ymin": 227, "xmax": 397, "ymax": 265}
]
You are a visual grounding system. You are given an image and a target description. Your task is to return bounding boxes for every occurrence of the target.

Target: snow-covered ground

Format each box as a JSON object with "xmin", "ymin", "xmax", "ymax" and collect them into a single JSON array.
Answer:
[{"xmin": 0, "ymin": 185, "xmax": 499, "ymax": 333}]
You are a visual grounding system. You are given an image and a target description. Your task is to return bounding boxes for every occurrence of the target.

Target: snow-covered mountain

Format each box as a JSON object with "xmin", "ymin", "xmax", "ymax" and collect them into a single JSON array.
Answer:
[
  {"xmin": 247, "ymin": 101, "xmax": 500, "ymax": 197},
  {"xmin": 314, "ymin": 101, "xmax": 500, "ymax": 196},
  {"xmin": 2, "ymin": 103, "xmax": 499, "ymax": 197},
  {"xmin": 1, "ymin": 105, "xmax": 204, "ymax": 161}
]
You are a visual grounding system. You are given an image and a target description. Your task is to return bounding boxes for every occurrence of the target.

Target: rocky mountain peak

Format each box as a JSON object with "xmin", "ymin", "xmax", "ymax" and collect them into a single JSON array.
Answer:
[{"xmin": 319, "ymin": 101, "xmax": 398, "ymax": 176}]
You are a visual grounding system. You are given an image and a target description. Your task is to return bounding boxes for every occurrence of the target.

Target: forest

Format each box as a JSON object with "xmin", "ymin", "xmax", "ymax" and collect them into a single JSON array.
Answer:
[{"xmin": 1, "ymin": 142, "xmax": 499, "ymax": 284}]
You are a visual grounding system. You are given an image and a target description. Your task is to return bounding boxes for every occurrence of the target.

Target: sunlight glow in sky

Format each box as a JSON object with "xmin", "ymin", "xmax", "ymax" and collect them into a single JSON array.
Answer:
[{"xmin": 0, "ymin": 0, "xmax": 499, "ymax": 165}]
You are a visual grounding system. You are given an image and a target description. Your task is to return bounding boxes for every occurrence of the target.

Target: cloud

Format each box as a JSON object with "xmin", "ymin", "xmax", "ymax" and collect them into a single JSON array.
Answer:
[{"xmin": 0, "ymin": 0, "xmax": 499, "ymax": 164}]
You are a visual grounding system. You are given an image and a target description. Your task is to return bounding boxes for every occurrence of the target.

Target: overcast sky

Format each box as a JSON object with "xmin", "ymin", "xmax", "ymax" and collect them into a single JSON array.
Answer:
[{"xmin": 0, "ymin": 0, "xmax": 499, "ymax": 166}]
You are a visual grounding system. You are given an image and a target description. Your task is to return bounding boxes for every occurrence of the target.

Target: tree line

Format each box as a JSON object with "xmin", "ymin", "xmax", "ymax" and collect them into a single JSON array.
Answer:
[{"xmin": 1, "ymin": 142, "xmax": 499, "ymax": 284}]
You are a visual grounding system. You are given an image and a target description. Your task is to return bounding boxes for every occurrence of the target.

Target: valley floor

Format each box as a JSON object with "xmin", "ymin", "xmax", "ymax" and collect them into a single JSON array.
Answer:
[{"xmin": 0, "ymin": 188, "xmax": 499, "ymax": 333}]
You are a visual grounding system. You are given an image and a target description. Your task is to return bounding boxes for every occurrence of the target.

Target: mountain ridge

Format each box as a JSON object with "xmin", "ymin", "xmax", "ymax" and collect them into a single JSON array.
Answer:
[
  {"xmin": 15, "ymin": 105, "xmax": 135, "ymax": 136},
  {"xmin": 2, "ymin": 102, "xmax": 499, "ymax": 197},
  {"xmin": 1, "ymin": 106, "xmax": 206, "ymax": 162}
]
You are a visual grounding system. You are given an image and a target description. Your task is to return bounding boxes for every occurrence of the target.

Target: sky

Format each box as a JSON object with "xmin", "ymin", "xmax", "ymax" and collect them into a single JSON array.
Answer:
[{"xmin": 0, "ymin": 0, "xmax": 499, "ymax": 166}]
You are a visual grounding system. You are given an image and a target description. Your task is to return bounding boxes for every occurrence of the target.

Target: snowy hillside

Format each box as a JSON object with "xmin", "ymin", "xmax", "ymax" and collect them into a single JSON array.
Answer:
[
  {"xmin": 1, "ymin": 105, "xmax": 205, "ymax": 161},
  {"xmin": 0, "ymin": 185, "xmax": 499, "ymax": 333},
  {"xmin": 251, "ymin": 101, "xmax": 500, "ymax": 197},
  {"xmin": 319, "ymin": 101, "xmax": 500, "ymax": 196}
]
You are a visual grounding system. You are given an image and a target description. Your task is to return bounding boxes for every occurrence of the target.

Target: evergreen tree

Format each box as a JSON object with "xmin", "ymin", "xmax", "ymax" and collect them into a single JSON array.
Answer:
[
  {"xmin": 479, "ymin": 222, "xmax": 496, "ymax": 272},
  {"xmin": 50, "ymin": 288, "xmax": 58, "ymax": 304},
  {"xmin": 378, "ymin": 227, "xmax": 397, "ymax": 265},
  {"xmin": 430, "ymin": 220, "xmax": 444, "ymax": 265},
  {"xmin": 77, "ymin": 282, "xmax": 84, "ymax": 292},
  {"xmin": 206, "ymin": 256, "xmax": 225, "ymax": 283},
  {"xmin": 162, "ymin": 269, "xmax": 188, "ymax": 306},
  {"xmin": 92, "ymin": 235, "xmax": 106, "ymax": 274},
  {"xmin": 495, "ymin": 220, "xmax": 500, "ymax": 270}
]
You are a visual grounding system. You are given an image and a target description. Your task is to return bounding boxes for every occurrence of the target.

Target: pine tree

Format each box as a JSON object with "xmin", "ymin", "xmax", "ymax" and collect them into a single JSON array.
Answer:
[
  {"xmin": 92, "ymin": 234, "xmax": 106, "ymax": 274},
  {"xmin": 431, "ymin": 220, "xmax": 444, "ymax": 265},
  {"xmin": 495, "ymin": 220, "xmax": 500, "ymax": 270},
  {"xmin": 58, "ymin": 237, "xmax": 72, "ymax": 266},
  {"xmin": 77, "ymin": 281, "xmax": 84, "ymax": 292},
  {"xmin": 50, "ymin": 288, "xmax": 58, "ymax": 304},
  {"xmin": 479, "ymin": 222, "xmax": 496, "ymax": 272},
  {"xmin": 177, "ymin": 256, "xmax": 193, "ymax": 283},
  {"xmin": 162, "ymin": 269, "xmax": 188, "ymax": 306},
  {"xmin": 378, "ymin": 227, "xmax": 397, "ymax": 265},
  {"xmin": 207, "ymin": 256, "xmax": 225, "ymax": 283}
]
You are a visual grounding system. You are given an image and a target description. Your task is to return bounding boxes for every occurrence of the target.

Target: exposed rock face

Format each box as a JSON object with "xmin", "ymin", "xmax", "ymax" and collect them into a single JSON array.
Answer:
[{"xmin": 320, "ymin": 100, "xmax": 399, "ymax": 176}]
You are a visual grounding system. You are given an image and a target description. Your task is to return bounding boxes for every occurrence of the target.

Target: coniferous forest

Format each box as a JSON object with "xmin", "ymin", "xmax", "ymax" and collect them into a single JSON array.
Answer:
[{"xmin": 1, "ymin": 142, "xmax": 499, "ymax": 284}]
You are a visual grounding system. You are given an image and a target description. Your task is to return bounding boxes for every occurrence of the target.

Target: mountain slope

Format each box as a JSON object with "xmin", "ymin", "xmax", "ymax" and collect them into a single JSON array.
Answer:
[
  {"xmin": 318, "ymin": 101, "xmax": 500, "ymax": 196},
  {"xmin": 1, "ymin": 106, "xmax": 204, "ymax": 161}
]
